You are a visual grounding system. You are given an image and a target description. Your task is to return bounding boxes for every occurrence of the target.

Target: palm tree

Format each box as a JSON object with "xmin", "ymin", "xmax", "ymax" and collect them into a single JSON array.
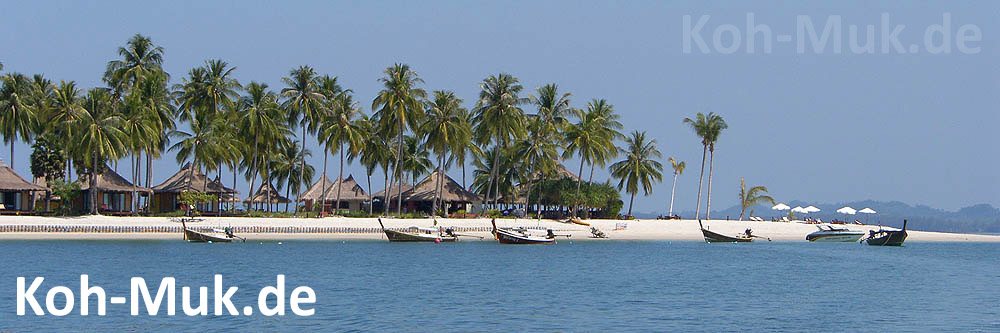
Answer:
[
  {"xmin": 281, "ymin": 66, "xmax": 323, "ymax": 215},
  {"xmin": 683, "ymin": 112, "xmax": 726, "ymax": 220},
  {"xmin": 271, "ymin": 139, "xmax": 315, "ymax": 212},
  {"xmin": 422, "ymin": 90, "xmax": 469, "ymax": 214},
  {"xmin": 738, "ymin": 177, "xmax": 775, "ymax": 221},
  {"xmin": 472, "ymin": 73, "xmax": 526, "ymax": 209},
  {"xmin": 528, "ymin": 84, "xmax": 571, "ymax": 217},
  {"xmin": 104, "ymin": 34, "xmax": 165, "ymax": 91},
  {"xmin": 514, "ymin": 116, "xmax": 560, "ymax": 219},
  {"xmin": 318, "ymin": 88, "xmax": 365, "ymax": 215},
  {"xmin": 562, "ymin": 99, "xmax": 621, "ymax": 217},
  {"xmin": 76, "ymin": 88, "xmax": 126, "ymax": 214},
  {"xmin": 238, "ymin": 82, "xmax": 284, "ymax": 212},
  {"xmin": 0, "ymin": 73, "xmax": 36, "ymax": 168},
  {"xmin": 50, "ymin": 81, "xmax": 84, "ymax": 181},
  {"xmin": 609, "ymin": 130, "xmax": 663, "ymax": 217},
  {"xmin": 667, "ymin": 157, "xmax": 685, "ymax": 217},
  {"xmin": 371, "ymin": 64, "xmax": 426, "ymax": 216},
  {"xmin": 133, "ymin": 71, "xmax": 175, "ymax": 195},
  {"xmin": 353, "ymin": 118, "xmax": 391, "ymax": 215},
  {"xmin": 121, "ymin": 94, "xmax": 155, "ymax": 214},
  {"xmin": 401, "ymin": 135, "xmax": 432, "ymax": 187}
]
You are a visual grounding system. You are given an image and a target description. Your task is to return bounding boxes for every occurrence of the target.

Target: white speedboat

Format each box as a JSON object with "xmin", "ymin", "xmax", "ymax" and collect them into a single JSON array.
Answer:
[{"xmin": 806, "ymin": 225, "xmax": 865, "ymax": 242}]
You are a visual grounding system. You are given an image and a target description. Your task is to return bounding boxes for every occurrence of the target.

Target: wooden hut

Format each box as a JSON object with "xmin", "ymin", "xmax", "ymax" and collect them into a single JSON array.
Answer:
[
  {"xmin": 301, "ymin": 175, "xmax": 370, "ymax": 213},
  {"xmin": 375, "ymin": 169, "xmax": 480, "ymax": 214},
  {"xmin": 243, "ymin": 183, "xmax": 290, "ymax": 210},
  {"xmin": 75, "ymin": 164, "xmax": 153, "ymax": 214},
  {"xmin": 151, "ymin": 163, "xmax": 237, "ymax": 213},
  {"xmin": 0, "ymin": 159, "xmax": 48, "ymax": 213}
]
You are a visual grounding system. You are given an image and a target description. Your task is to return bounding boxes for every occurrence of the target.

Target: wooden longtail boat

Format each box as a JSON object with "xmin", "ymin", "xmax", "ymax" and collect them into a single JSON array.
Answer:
[
  {"xmin": 490, "ymin": 218, "xmax": 561, "ymax": 244},
  {"xmin": 698, "ymin": 220, "xmax": 753, "ymax": 243},
  {"xmin": 863, "ymin": 220, "xmax": 908, "ymax": 246},
  {"xmin": 377, "ymin": 218, "xmax": 458, "ymax": 242},
  {"xmin": 180, "ymin": 219, "xmax": 243, "ymax": 243}
]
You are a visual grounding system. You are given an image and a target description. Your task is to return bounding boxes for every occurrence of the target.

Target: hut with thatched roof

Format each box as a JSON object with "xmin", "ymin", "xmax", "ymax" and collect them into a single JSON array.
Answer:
[
  {"xmin": 243, "ymin": 183, "xmax": 290, "ymax": 209},
  {"xmin": 374, "ymin": 169, "xmax": 480, "ymax": 214},
  {"xmin": 74, "ymin": 164, "xmax": 153, "ymax": 214},
  {"xmin": 300, "ymin": 175, "xmax": 370, "ymax": 213},
  {"xmin": 0, "ymin": 159, "xmax": 48, "ymax": 212},
  {"xmin": 151, "ymin": 163, "xmax": 237, "ymax": 213}
]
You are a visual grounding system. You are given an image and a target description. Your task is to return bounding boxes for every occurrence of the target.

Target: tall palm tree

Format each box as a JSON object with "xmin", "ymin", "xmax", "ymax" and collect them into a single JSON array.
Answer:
[
  {"xmin": 121, "ymin": 94, "xmax": 155, "ymax": 213},
  {"xmin": 401, "ymin": 135, "xmax": 432, "ymax": 187},
  {"xmin": 667, "ymin": 157, "xmax": 685, "ymax": 217},
  {"xmin": 50, "ymin": 81, "xmax": 84, "ymax": 181},
  {"xmin": 0, "ymin": 73, "xmax": 36, "ymax": 168},
  {"xmin": 76, "ymin": 88, "xmax": 126, "ymax": 214},
  {"xmin": 133, "ymin": 70, "xmax": 175, "ymax": 194},
  {"xmin": 703, "ymin": 115, "xmax": 727, "ymax": 220},
  {"xmin": 200, "ymin": 59, "xmax": 241, "ymax": 120},
  {"xmin": 609, "ymin": 130, "xmax": 663, "ymax": 217},
  {"xmin": 422, "ymin": 90, "xmax": 469, "ymax": 214},
  {"xmin": 318, "ymin": 88, "xmax": 365, "ymax": 215},
  {"xmin": 738, "ymin": 177, "xmax": 775, "ymax": 221},
  {"xmin": 683, "ymin": 112, "xmax": 725, "ymax": 220},
  {"xmin": 238, "ymin": 82, "xmax": 284, "ymax": 211},
  {"xmin": 271, "ymin": 139, "xmax": 315, "ymax": 212},
  {"xmin": 371, "ymin": 64, "xmax": 426, "ymax": 216},
  {"xmin": 514, "ymin": 116, "xmax": 560, "ymax": 219},
  {"xmin": 562, "ymin": 99, "xmax": 621, "ymax": 217},
  {"xmin": 104, "ymin": 34, "xmax": 165, "ymax": 91},
  {"xmin": 528, "ymin": 84, "xmax": 571, "ymax": 217},
  {"xmin": 472, "ymin": 73, "xmax": 526, "ymax": 209},
  {"xmin": 281, "ymin": 66, "xmax": 323, "ymax": 215},
  {"xmin": 354, "ymin": 118, "xmax": 391, "ymax": 215}
]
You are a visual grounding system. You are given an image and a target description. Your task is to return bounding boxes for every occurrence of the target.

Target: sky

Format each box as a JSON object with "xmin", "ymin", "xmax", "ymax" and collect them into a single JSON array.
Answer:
[{"xmin": 1, "ymin": 1, "xmax": 997, "ymax": 214}]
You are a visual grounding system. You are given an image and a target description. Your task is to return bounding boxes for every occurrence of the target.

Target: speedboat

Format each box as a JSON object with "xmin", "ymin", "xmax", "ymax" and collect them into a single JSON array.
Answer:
[{"xmin": 806, "ymin": 225, "xmax": 864, "ymax": 242}]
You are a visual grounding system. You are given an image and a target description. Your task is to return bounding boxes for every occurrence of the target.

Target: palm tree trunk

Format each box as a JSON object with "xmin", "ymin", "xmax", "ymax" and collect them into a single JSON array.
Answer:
[
  {"xmin": 394, "ymin": 120, "xmax": 404, "ymax": 216},
  {"xmin": 91, "ymin": 150, "xmax": 98, "ymax": 215},
  {"xmin": 185, "ymin": 159, "xmax": 196, "ymax": 215},
  {"xmin": 265, "ymin": 161, "xmax": 272, "ymax": 213},
  {"xmin": 628, "ymin": 192, "xmax": 635, "ymax": 216},
  {"xmin": 247, "ymin": 137, "xmax": 259, "ymax": 213},
  {"xmin": 366, "ymin": 171, "xmax": 373, "ymax": 215},
  {"xmin": 535, "ymin": 173, "xmax": 545, "ymax": 220},
  {"xmin": 336, "ymin": 142, "xmax": 344, "ymax": 216},
  {"xmin": 694, "ymin": 144, "xmax": 707, "ymax": 220},
  {"xmin": 295, "ymin": 126, "xmax": 306, "ymax": 216},
  {"xmin": 432, "ymin": 152, "xmax": 443, "ymax": 214},
  {"xmin": 706, "ymin": 145, "xmax": 715, "ymax": 220},
  {"xmin": 320, "ymin": 142, "xmax": 329, "ymax": 215},
  {"xmin": 131, "ymin": 152, "xmax": 137, "ymax": 215},
  {"xmin": 586, "ymin": 162, "xmax": 596, "ymax": 218},
  {"xmin": 573, "ymin": 157, "xmax": 585, "ymax": 217},
  {"xmin": 10, "ymin": 141, "xmax": 14, "ymax": 169},
  {"xmin": 382, "ymin": 165, "xmax": 391, "ymax": 216},
  {"xmin": 231, "ymin": 162, "xmax": 237, "ymax": 213},
  {"xmin": 668, "ymin": 172, "xmax": 678, "ymax": 216}
]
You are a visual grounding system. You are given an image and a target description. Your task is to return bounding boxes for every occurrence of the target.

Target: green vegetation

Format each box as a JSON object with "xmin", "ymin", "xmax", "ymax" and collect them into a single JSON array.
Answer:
[
  {"xmin": 737, "ymin": 177, "xmax": 775, "ymax": 221},
  {"xmin": 683, "ymin": 112, "xmax": 727, "ymax": 220}
]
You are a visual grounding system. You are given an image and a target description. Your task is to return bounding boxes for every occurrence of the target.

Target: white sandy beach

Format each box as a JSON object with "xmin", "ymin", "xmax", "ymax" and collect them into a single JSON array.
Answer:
[{"xmin": 0, "ymin": 215, "xmax": 997, "ymax": 242}]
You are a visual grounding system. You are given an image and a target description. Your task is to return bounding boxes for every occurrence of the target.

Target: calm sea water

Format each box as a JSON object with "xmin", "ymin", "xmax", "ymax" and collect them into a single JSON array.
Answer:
[{"xmin": 1, "ymin": 240, "xmax": 998, "ymax": 332}]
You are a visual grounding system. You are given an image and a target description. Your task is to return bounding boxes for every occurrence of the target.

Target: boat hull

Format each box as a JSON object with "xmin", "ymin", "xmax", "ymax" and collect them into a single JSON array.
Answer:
[
  {"xmin": 383, "ymin": 229, "xmax": 457, "ymax": 242},
  {"xmin": 701, "ymin": 229, "xmax": 752, "ymax": 243},
  {"xmin": 807, "ymin": 232, "xmax": 864, "ymax": 242},
  {"xmin": 494, "ymin": 229, "xmax": 555, "ymax": 244},
  {"xmin": 866, "ymin": 230, "xmax": 907, "ymax": 246},
  {"xmin": 184, "ymin": 229, "xmax": 233, "ymax": 243}
]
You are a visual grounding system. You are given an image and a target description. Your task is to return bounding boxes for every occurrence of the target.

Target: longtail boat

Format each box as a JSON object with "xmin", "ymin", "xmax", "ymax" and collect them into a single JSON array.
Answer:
[
  {"xmin": 863, "ymin": 220, "xmax": 908, "ymax": 246},
  {"xmin": 699, "ymin": 220, "xmax": 753, "ymax": 243},
  {"xmin": 490, "ymin": 218, "xmax": 563, "ymax": 244},
  {"xmin": 377, "ymin": 218, "xmax": 461, "ymax": 242},
  {"xmin": 180, "ymin": 219, "xmax": 243, "ymax": 243}
]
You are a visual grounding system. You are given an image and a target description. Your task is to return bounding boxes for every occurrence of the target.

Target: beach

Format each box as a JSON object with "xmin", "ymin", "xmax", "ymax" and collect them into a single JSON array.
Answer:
[{"xmin": 0, "ymin": 215, "xmax": 996, "ymax": 242}]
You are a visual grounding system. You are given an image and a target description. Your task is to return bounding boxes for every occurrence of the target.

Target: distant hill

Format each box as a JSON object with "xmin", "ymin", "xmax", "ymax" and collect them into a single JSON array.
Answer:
[{"xmin": 634, "ymin": 200, "xmax": 1000, "ymax": 233}]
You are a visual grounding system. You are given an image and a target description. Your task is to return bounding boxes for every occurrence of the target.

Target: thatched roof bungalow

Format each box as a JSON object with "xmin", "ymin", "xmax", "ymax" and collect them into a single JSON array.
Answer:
[
  {"xmin": 243, "ymin": 183, "xmax": 290, "ymax": 209},
  {"xmin": 151, "ymin": 163, "xmax": 236, "ymax": 213},
  {"xmin": 0, "ymin": 159, "xmax": 47, "ymax": 212},
  {"xmin": 74, "ymin": 164, "xmax": 152, "ymax": 214},
  {"xmin": 374, "ymin": 169, "xmax": 480, "ymax": 214},
  {"xmin": 301, "ymin": 175, "xmax": 370, "ymax": 213}
]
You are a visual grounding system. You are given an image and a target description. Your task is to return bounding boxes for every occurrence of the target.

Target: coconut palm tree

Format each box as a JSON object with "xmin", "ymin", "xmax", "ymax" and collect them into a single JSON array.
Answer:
[
  {"xmin": 318, "ymin": 89, "xmax": 365, "ymax": 215},
  {"xmin": 271, "ymin": 139, "xmax": 315, "ymax": 212},
  {"xmin": 371, "ymin": 64, "xmax": 426, "ymax": 216},
  {"xmin": 422, "ymin": 90, "xmax": 469, "ymax": 214},
  {"xmin": 121, "ymin": 94, "xmax": 156, "ymax": 213},
  {"xmin": 0, "ymin": 73, "xmax": 37, "ymax": 168},
  {"xmin": 703, "ymin": 114, "xmax": 727, "ymax": 219},
  {"xmin": 667, "ymin": 157, "xmax": 685, "ymax": 217},
  {"xmin": 281, "ymin": 66, "xmax": 324, "ymax": 215},
  {"xmin": 738, "ymin": 177, "xmax": 775, "ymax": 221},
  {"xmin": 104, "ymin": 34, "xmax": 165, "ymax": 91},
  {"xmin": 472, "ymin": 73, "xmax": 527, "ymax": 209},
  {"xmin": 562, "ymin": 99, "xmax": 621, "ymax": 217},
  {"xmin": 683, "ymin": 112, "xmax": 725, "ymax": 220},
  {"xmin": 50, "ymin": 81, "xmax": 84, "ymax": 181},
  {"xmin": 353, "ymin": 118, "xmax": 391, "ymax": 215},
  {"xmin": 609, "ymin": 130, "xmax": 663, "ymax": 217},
  {"xmin": 133, "ymin": 70, "xmax": 175, "ymax": 194},
  {"xmin": 238, "ymin": 82, "xmax": 284, "ymax": 211},
  {"xmin": 75, "ymin": 88, "xmax": 126, "ymax": 214},
  {"xmin": 514, "ymin": 116, "xmax": 560, "ymax": 219}
]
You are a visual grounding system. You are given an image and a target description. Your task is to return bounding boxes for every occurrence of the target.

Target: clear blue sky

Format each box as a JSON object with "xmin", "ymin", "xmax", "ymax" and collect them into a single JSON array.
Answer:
[{"xmin": 1, "ymin": 1, "xmax": 997, "ymax": 213}]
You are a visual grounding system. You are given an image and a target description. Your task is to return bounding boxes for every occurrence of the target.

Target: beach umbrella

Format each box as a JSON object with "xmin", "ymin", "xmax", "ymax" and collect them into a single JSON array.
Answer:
[
  {"xmin": 858, "ymin": 207, "xmax": 877, "ymax": 224},
  {"xmin": 791, "ymin": 206, "xmax": 806, "ymax": 213},
  {"xmin": 836, "ymin": 206, "xmax": 856, "ymax": 215},
  {"xmin": 771, "ymin": 203, "xmax": 791, "ymax": 211},
  {"xmin": 804, "ymin": 206, "xmax": 821, "ymax": 213}
]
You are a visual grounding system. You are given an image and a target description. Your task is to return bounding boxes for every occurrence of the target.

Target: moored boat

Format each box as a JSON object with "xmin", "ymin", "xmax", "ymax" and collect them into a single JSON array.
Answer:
[
  {"xmin": 377, "ymin": 218, "xmax": 459, "ymax": 242},
  {"xmin": 698, "ymin": 220, "xmax": 754, "ymax": 243},
  {"xmin": 806, "ymin": 225, "xmax": 865, "ymax": 242},
  {"xmin": 491, "ymin": 218, "xmax": 562, "ymax": 244},
  {"xmin": 180, "ymin": 219, "xmax": 243, "ymax": 243},
  {"xmin": 863, "ymin": 220, "xmax": 908, "ymax": 246}
]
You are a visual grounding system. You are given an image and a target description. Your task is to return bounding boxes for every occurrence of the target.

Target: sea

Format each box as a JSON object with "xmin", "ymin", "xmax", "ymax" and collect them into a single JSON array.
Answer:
[{"xmin": 1, "ymin": 240, "xmax": 997, "ymax": 332}]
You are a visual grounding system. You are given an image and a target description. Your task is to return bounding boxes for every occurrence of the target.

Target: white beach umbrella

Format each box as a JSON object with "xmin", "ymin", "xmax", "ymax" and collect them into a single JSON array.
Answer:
[
  {"xmin": 858, "ymin": 208, "xmax": 877, "ymax": 214},
  {"xmin": 804, "ymin": 206, "xmax": 821, "ymax": 213},
  {"xmin": 836, "ymin": 206, "xmax": 857, "ymax": 215},
  {"xmin": 791, "ymin": 206, "xmax": 806, "ymax": 213},
  {"xmin": 771, "ymin": 203, "xmax": 790, "ymax": 211}
]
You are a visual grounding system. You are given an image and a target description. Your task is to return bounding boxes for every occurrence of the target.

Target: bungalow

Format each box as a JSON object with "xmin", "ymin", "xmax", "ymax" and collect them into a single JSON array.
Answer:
[
  {"xmin": 374, "ymin": 169, "xmax": 481, "ymax": 215},
  {"xmin": 74, "ymin": 164, "xmax": 153, "ymax": 214},
  {"xmin": 151, "ymin": 163, "xmax": 237, "ymax": 213},
  {"xmin": 300, "ymin": 175, "xmax": 370, "ymax": 213},
  {"xmin": 0, "ymin": 159, "xmax": 48, "ymax": 213}
]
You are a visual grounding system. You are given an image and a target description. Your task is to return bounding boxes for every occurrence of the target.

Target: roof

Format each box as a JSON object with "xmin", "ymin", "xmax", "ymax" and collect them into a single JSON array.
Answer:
[
  {"xmin": 0, "ymin": 159, "xmax": 48, "ymax": 192},
  {"xmin": 375, "ymin": 169, "xmax": 481, "ymax": 203},
  {"xmin": 151, "ymin": 163, "xmax": 237, "ymax": 194},
  {"xmin": 77, "ymin": 164, "xmax": 153, "ymax": 193},
  {"xmin": 373, "ymin": 184, "xmax": 414, "ymax": 201},
  {"xmin": 300, "ymin": 174, "xmax": 370, "ymax": 202},
  {"xmin": 244, "ymin": 183, "xmax": 290, "ymax": 204}
]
